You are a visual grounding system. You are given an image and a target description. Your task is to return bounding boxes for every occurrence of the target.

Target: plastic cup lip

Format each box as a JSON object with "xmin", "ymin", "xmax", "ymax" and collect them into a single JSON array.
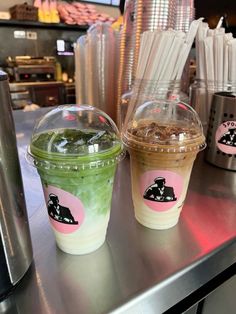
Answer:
[
  {"xmin": 27, "ymin": 144, "xmax": 126, "ymax": 171},
  {"xmin": 122, "ymin": 133, "xmax": 206, "ymax": 154},
  {"xmin": 123, "ymin": 140, "xmax": 206, "ymax": 154}
]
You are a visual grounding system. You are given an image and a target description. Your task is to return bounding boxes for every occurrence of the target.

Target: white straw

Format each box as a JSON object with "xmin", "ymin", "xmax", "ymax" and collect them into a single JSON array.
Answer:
[
  {"xmin": 195, "ymin": 19, "xmax": 235, "ymax": 87},
  {"xmin": 185, "ymin": 18, "xmax": 204, "ymax": 45},
  {"xmin": 176, "ymin": 18, "xmax": 204, "ymax": 79},
  {"xmin": 136, "ymin": 31, "xmax": 158, "ymax": 79},
  {"xmin": 153, "ymin": 30, "xmax": 177, "ymax": 81},
  {"xmin": 216, "ymin": 16, "xmax": 223, "ymax": 29},
  {"xmin": 135, "ymin": 18, "xmax": 204, "ymax": 83},
  {"xmin": 223, "ymin": 43, "xmax": 229, "ymax": 85},
  {"xmin": 175, "ymin": 43, "xmax": 189, "ymax": 80},
  {"xmin": 145, "ymin": 30, "xmax": 168, "ymax": 80},
  {"xmin": 214, "ymin": 34, "xmax": 224, "ymax": 87},
  {"xmin": 228, "ymin": 39, "xmax": 236, "ymax": 82},
  {"xmin": 159, "ymin": 31, "xmax": 185, "ymax": 81},
  {"xmin": 196, "ymin": 22, "xmax": 209, "ymax": 79},
  {"xmin": 204, "ymin": 36, "xmax": 214, "ymax": 82}
]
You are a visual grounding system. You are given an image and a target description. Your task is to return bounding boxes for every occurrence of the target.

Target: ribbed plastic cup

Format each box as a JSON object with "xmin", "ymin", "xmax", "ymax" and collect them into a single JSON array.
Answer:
[
  {"xmin": 117, "ymin": 0, "xmax": 178, "ymax": 120},
  {"xmin": 28, "ymin": 105, "xmax": 125, "ymax": 254},
  {"xmin": 122, "ymin": 94, "xmax": 205, "ymax": 230}
]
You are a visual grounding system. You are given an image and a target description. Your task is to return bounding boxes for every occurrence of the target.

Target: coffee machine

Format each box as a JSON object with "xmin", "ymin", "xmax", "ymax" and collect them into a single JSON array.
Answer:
[{"xmin": 0, "ymin": 71, "xmax": 33, "ymax": 300}]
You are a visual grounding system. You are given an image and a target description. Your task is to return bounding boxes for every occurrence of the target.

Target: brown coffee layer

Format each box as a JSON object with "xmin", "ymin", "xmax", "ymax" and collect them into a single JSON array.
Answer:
[{"xmin": 124, "ymin": 121, "xmax": 205, "ymax": 151}]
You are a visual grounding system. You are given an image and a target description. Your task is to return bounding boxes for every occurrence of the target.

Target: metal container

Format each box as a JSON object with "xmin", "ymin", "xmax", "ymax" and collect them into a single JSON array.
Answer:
[
  {"xmin": 205, "ymin": 92, "xmax": 236, "ymax": 171},
  {"xmin": 0, "ymin": 71, "xmax": 33, "ymax": 300}
]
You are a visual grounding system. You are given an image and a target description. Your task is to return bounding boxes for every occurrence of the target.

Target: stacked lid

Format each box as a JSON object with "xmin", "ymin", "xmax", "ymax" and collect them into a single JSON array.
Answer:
[{"xmin": 75, "ymin": 24, "xmax": 120, "ymax": 123}]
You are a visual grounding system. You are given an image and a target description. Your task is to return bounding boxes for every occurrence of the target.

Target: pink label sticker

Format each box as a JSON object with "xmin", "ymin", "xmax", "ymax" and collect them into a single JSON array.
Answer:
[
  {"xmin": 140, "ymin": 170, "xmax": 184, "ymax": 212},
  {"xmin": 43, "ymin": 185, "xmax": 85, "ymax": 234},
  {"xmin": 215, "ymin": 121, "xmax": 236, "ymax": 154}
]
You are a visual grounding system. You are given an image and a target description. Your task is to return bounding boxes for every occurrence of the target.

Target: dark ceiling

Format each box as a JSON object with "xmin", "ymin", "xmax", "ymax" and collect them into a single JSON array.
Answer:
[{"xmin": 195, "ymin": 0, "xmax": 236, "ymax": 28}]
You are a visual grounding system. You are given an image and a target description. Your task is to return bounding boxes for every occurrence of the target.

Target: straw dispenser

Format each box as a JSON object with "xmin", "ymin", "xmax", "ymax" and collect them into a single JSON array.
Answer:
[{"xmin": 205, "ymin": 92, "xmax": 236, "ymax": 171}]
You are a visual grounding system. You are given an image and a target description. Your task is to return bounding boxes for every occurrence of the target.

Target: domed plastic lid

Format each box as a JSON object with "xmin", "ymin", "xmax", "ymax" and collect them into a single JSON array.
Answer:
[
  {"xmin": 122, "ymin": 99, "xmax": 206, "ymax": 153},
  {"xmin": 28, "ymin": 105, "xmax": 124, "ymax": 169}
]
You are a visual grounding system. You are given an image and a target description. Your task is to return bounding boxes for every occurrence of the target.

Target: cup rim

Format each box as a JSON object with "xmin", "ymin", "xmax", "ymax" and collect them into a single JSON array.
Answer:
[{"xmin": 26, "ymin": 146, "xmax": 126, "ymax": 171}]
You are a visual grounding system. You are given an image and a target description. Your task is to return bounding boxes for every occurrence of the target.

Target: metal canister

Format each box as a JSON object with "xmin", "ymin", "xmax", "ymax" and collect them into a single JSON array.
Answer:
[
  {"xmin": 0, "ymin": 71, "xmax": 33, "ymax": 300},
  {"xmin": 205, "ymin": 92, "xmax": 236, "ymax": 171}
]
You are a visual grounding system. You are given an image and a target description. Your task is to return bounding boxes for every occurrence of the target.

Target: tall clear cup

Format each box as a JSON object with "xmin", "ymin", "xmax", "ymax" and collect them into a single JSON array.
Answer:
[
  {"xmin": 122, "ymin": 80, "xmax": 206, "ymax": 229},
  {"xmin": 28, "ymin": 105, "xmax": 125, "ymax": 254}
]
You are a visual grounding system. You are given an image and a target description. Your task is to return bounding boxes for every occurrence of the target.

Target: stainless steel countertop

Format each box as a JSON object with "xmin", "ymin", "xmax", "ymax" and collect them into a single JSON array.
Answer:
[{"xmin": 3, "ymin": 108, "xmax": 236, "ymax": 314}]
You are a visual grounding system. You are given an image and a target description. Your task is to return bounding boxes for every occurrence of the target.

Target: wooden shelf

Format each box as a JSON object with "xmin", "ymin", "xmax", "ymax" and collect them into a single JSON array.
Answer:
[{"xmin": 0, "ymin": 19, "xmax": 88, "ymax": 31}]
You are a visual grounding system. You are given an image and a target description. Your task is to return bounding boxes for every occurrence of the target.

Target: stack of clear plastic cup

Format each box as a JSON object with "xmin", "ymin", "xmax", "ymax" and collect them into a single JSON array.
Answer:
[
  {"xmin": 117, "ymin": 0, "xmax": 178, "ymax": 126},
  {"xmin": 28, "ymin": 105, "xmax": 125, "ymax": 255},
  {"xmin": 122, "ymin": 81, "xmax": 206, "ymax": 229},
  {"xmin": 175, "ymin": 0, "xmax": 195, "ymax": 32},
  {"xmin": 117, "ymin": 0, "xmax": 136, "ymax": 101},
  {"xmin": 141, "ymin": 0, "xmax": 177, "ymax": 31},
  {"xmin": 132, "ymin": 0, "xmax": 177, "ymax": 77}
]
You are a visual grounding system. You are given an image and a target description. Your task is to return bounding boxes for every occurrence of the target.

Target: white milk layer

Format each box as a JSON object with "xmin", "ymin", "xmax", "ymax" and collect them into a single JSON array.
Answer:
[
  {"xmin": 130, "ymin": 155, "xmax": 194, "ymax": 230},
  {"xmin": 53, "ymin": 213, "xmax": 110, "ymax": 255}
]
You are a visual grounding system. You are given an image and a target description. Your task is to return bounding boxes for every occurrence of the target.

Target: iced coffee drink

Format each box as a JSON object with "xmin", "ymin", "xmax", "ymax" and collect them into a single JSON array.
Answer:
[
  {"xmin": 28, "ymin": 105, "xmax": 124, "ymax": 254},
  {"xmin": 123, "ymin": 100, "xmax": 205, "ymax": 230}
]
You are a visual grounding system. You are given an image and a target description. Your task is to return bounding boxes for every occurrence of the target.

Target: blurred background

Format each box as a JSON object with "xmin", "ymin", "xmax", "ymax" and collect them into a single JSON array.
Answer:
[{"xmin": 195, "ymin": 0, "xmax": 236, "ymax": 34}]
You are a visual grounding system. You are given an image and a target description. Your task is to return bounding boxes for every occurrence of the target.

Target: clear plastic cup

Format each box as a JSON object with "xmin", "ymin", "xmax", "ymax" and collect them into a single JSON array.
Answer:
[
  {"xmin": 28, "ymin": 105, "xmax": 125, "ymax": 254},
  {"xmin": 122, "ymin": 95, "xmax": 206, "ymax": 230}
]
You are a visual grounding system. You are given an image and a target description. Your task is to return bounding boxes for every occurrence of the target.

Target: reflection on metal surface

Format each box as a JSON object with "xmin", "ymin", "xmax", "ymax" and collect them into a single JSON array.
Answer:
[
  {"xmin": 183, "ymin": 191, "xmax": 236, "ymax": 254},
  {"xmin": 35, "ymin": 271, "xmax": 52, "ymax": 314},
  {"xmin": 16, "ymin": 133, "xmax": 25, "ymax": 139},
  {"xmin": 0, "ymin": 297, "xmax": 18, "ymax": 314},
  {"xmin": 56, "ymin": 242, "xmax": 123, "ymax": 313}
]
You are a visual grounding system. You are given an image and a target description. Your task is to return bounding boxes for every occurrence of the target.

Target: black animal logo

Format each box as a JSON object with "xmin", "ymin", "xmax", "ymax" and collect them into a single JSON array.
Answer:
[
  {"xmin": 47, "ymin": 193, "xmax": 78, "ymax": 225},
  {"xmin": 218, "ymin": 128, "xmax": 236, "ymax": 147},
  {"xmin": 143, "ymin": 177, "xmax": 177, "ymax": 202}
]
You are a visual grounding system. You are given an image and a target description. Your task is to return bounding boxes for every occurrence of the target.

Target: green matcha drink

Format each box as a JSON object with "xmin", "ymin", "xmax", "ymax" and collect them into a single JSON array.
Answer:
[{"xmin": 28, "ymin": 105, "xmax": 124, "ymax": 255}]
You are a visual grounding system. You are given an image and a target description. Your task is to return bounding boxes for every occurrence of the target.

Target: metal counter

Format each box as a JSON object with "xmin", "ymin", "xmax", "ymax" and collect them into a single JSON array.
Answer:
[{"xmin": 2, "ymin": 108, "xmax": 236, "ymax": 314}]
